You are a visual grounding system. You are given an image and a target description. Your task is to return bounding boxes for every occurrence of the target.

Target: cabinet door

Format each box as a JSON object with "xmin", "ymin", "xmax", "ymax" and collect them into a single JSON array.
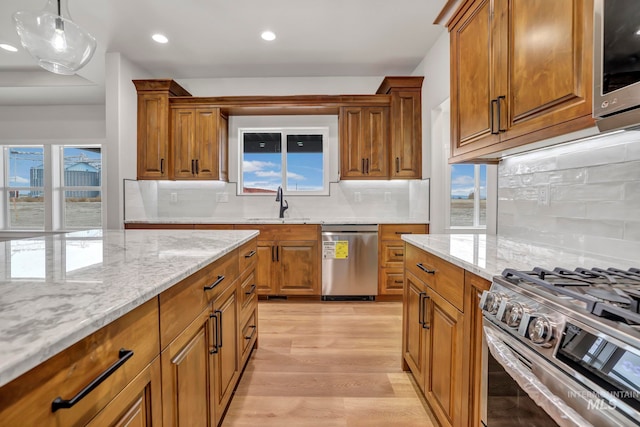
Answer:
[
  {"xmin": 218, "ymin": 114, "xmax": 229, "ymax": 182},
  {"xmin": 87, "ymin": 358, "xmax": 162, "ymax": 427},
  {"xmin": 277, "ymin": 240, "xmax": 319, "ymax": 295},
  {"xmin": 425, "ymin": 288, "xmax": 465, "ymax": 427},
  {"xmin": 211, "ymin": 282, "xmax": 239, "ymax": 426},
  {"xmin": 172, "ymin": 108, "xmax": 196, "ymax": 179},
  {"xmin": 339, "ymin": 107, "xmax": 366, "ymax": 178},
  {"xmin": 193, "ymin": 108, "xmax": 220, "ymax": 180},
  {"xmin": 501, "ymin": 0, "xmax": 593, "ymax": 142},
  {"xmin": 363, "ymin": 106, "xmax": 390, "ymax": 177},
  {"xmin": 137, "ymin": 93, "xmax": 170, "ymax": 179},
  {"xmin": 255, "ymin": 241, "xmax": 277, "ymax": 295},
  {"xmin": 450, "ymin": 0, "xmax": 501, "ymax": 158},
  {"xmin": 161, "ymin": 308, "xmax": 214, "ymax": 426},
  {"xmin": 390, "ymin": 91, "xmax": 421, "ymax": 179},
  {"xmin": 403, "ymin": 271, "xmax": 428, "ymax": 393}
]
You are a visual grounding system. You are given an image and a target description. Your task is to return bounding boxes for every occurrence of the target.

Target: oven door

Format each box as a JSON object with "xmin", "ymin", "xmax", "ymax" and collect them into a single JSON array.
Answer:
[{"xmin": 482, "ymin": 319, "xmax": 598, "ymax": 427}]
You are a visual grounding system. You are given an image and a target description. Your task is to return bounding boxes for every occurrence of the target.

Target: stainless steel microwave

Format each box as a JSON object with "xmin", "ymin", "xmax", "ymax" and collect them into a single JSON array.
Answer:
[{"xmin": 593, "ymin": 0, "xmax": 640, "ymax": 131}]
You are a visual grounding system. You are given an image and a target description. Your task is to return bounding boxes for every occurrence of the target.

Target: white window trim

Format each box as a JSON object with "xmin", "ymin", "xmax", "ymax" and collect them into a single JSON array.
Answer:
[
  {"xmin": 238, "ymin": 126, "xmax": 330, "ymax": 196},
  {"xmin": 0, "ymin": 141, "xmax": 104, "ymax": 232}
]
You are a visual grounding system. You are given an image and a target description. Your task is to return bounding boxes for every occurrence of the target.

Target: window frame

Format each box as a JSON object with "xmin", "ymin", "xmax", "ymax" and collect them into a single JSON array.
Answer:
[
  {"xmin": 0, "ymin": 142, "xmax": 104, "ymax": 232},
  {"xmin": 238, "ymin": 126, "xmax": 330, "ymax": 196}
]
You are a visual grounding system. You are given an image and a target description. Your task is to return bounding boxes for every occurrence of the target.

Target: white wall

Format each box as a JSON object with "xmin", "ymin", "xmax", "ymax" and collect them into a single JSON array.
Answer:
[
  {"xmin": 105, "ymin": 52, "xmax": 153, "ymax": 229},
  {"xmin": 0, "ymin": 105, "xmax": 105, "ymax": 140}
]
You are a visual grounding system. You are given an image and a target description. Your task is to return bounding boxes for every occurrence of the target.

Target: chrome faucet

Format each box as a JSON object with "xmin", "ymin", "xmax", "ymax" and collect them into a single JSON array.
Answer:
[{"xmin": 275, "ymin": 186, "xmax": 288, "ymax": 218}]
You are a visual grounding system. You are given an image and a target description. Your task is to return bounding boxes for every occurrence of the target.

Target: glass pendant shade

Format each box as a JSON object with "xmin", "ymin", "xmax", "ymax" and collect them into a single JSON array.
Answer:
[{"xmin": 13, "ymin": 0, "xmax": 97, "ymax": 75}]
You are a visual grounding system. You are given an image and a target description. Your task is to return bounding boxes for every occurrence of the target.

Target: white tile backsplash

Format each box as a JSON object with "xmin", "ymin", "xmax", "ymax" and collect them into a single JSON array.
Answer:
[{"xmin": 498, "ymin": 130, "xmax": 640, "ymax": 259}]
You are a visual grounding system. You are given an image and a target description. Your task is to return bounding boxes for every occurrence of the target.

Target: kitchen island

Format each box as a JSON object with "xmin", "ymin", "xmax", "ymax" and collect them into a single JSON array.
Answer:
[{"xmin": 0, "ymin": 228, "xmax": 259, "ymax": 426}]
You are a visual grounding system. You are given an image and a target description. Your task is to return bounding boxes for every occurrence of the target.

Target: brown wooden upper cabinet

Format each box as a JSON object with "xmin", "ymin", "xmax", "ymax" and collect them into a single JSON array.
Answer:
[
  {"xmin": 134, "ymin": 80, "xmax": 191, "ymax": 179},
  {"xmin": 447, "ymin": 0, "xmax": 594, "ymax": 163},
  {"xmin": 171, "ymin": 106, "xmax": 229, "ymax": 180},
  {"xmin": 339, "ymin": 106, "xmax": 390, "ymax": 179},
  {"xmin": 377, "ymin": 77, "xmax": 423, "ymax": 179}
]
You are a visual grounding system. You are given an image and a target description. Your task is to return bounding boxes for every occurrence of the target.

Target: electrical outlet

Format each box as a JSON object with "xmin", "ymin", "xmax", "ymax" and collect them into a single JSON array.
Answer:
[
  {"xmin": 537, "ymin": 184, "xmax": 550, "ymax": 206},
  {"xmin": 216, "ymin": 192, "xmax": 229, "ymax": 203},
  {"xmin": 170, "ymin": 192, "xmax": 178, "ymax": 204},
  {"xmin": 354, "ymin": 192, "xmax": 362, "ymax": 203}
]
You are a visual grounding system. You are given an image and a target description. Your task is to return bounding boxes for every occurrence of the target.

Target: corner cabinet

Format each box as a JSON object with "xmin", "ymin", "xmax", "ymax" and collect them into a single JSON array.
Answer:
[
  {"xmin": 171, "ymin": 106, "xmax": 229, "ymax": 180},
  {"xmin": 339, "ymin": 106, "xmax": 390, "ymax": 179},
  {"xmin": 133, "ymin": 80, "xmax": 191, "ymax": 179},
  {"xmin": 377, "ymin": 77, "xmax": 423, "ymax": 179},
  {"xmin": 448, "ymin": 0, "xmax": 594, "ymax": 163}
]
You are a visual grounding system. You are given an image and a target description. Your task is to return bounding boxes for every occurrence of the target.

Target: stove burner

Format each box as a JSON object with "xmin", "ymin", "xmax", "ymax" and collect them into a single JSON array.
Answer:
[{"xmin": 502, "ymin": 266, "xmax": 640, "ymax": 325}]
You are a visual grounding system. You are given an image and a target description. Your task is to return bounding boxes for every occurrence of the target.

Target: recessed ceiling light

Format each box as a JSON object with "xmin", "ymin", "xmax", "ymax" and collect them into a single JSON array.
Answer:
[
  {"xmin": 0, "ymin": 43, "xmax": 18, "ymax": 52},
  {"xmin": 152, "ymin": 34, "xmax": 169, "ymax": 44},
  {"xmin": 261, "ymin": 31, "xmax": 276, "ymax": 41},
  {"xmin": 636, "ymin": 28, "xmax": 640, "ymax": 36}
]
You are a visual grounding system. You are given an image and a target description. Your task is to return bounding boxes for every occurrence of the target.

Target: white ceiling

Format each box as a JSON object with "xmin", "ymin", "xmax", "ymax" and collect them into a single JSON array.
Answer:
[{"xmin": 0, "ymin": 0, "xmax": 447, "ymax": 106}]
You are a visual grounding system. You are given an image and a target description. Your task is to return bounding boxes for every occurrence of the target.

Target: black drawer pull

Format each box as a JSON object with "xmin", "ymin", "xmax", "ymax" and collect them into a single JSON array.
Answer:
[
  {"xmin": 209, "ymin": 312, "xmax": 219, "ymax": 354},
  {"xmin": 394, "ymin": 280, "xmax": 404, "ymax": 284},
  {"xmin": 395, "ymin": 231, "xmax": 412, "ymax": 234},
  {"xmin": 245, "ymin": 284, "xmax": 257, "ymax": 296},
  {"xmin": 204, "ymin": 275, "xmax": 225, "ymax": 291},
  {"xmin": 416, "ymin": 263, "xmax": 436, "ymax": 274},
  {"xmin": 244, "ymin": 250, "xmax": 256, "ymax": 258},
  {"xmin": 51, "ymin": 348, "xmax": 134, "ymax": 413},
  {"xmin": 394, "ymin": 252, "xmax": 404, "ymax": 257},
  {"xmin": 244, "ymin": 325, "xmax": 257, "ymax": 340}
]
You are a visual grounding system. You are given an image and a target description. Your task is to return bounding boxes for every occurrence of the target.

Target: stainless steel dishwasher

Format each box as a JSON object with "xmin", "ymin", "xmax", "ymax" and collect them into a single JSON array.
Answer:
[{"xmin": 321, "ymin": 224, "xmax": 378, "ymax": 300}]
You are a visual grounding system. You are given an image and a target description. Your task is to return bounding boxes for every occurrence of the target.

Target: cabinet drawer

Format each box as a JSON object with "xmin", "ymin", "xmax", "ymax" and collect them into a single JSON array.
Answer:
[
  {"xmin": 381, "ymin": 241, "xmax": 405, "ymax": 265},
  {"xmin": 238, "ymin": 238, "xmax": 258, "ymax": 274},
  {"xmin": 159, "ymin": 250, "xmax": 238, "ymax": 348},
  {"xmin": 405, "ymin": 244, "xmax": 464, "ymax": 311},
  {"xmin": 381, "ymin": 268, "xmax": 405, "ymax": 295},
  {"xmin": 379, "ymin": 224, "xmax": 428, "ymax": 241},
  {"xmin": 239, "ymin": 268, "xmax": 257, "ymax": 314},
  {"xmin": 0, "ymin": 299, "xmax": 159, "ymax": 427},
  {"xmin": 235, "ymin": 224, "xmax": 319, "ymax": 241},
  {"xmin": 240, "ymin": 309, "xmax": 258, "ymax": 365}
]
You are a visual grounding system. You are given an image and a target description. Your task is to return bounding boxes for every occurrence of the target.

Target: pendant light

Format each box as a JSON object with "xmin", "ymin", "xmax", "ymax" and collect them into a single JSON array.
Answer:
[{"xmin": 13, "ymin": 0, "xmax": 97, "ymax": 75}]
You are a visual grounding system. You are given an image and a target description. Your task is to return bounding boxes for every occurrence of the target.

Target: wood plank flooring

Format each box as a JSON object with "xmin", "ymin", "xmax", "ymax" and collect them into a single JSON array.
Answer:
[{"xmin": 222, "ymin": 301, "xmax": 437, "ymax": 427}]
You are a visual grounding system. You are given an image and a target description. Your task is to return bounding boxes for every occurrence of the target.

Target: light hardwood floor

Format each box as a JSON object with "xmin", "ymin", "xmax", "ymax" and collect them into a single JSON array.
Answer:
[{"xmin": 222, "ymin": 301, "xmax": 437, "ymax": 427}]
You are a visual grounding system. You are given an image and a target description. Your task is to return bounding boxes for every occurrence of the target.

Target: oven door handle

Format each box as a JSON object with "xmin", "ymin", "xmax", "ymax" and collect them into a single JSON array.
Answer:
[{"xmin": 483, "ymin": 322, "xmax": 593, "ymax": 427}]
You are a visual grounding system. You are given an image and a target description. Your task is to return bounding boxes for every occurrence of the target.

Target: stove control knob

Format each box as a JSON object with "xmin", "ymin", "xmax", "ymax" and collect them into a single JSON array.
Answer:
[
  {"xmin": 480, "ymin": 292, "xmax": 502, "ymax": 315},
  {"xmin": 528, "ymin": 316, "xmax": 554, "ymax": 347},
  {"xmin": 504, "ymin": 302, "xmax": 524, "ymax": 328}
]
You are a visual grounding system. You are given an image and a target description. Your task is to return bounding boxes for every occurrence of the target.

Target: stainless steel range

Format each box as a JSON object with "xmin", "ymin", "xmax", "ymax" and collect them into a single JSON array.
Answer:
[{"xmin": 480, "ymin": 267, "xmax": 640, "ymax": 427}]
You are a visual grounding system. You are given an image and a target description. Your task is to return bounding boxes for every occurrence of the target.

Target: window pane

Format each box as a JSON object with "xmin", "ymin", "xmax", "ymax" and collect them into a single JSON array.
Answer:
[
  {"xmin": 286, "ymin": 134, "xmax": 323, "ymax": 192},
  {"xmin": 242, "ymin": 133, "xmax": 282, "ymax": 194},
  {"xmin": 65, "ymin": 191, "xmax": 102, "ymax": 228},
  {"xmin": 450, "ymin": 164, "xmax": 475, "ymax": 226},
  {"xmin": 8, "ymin": 147, "xmax": 45, "ymax": 229},
  {"xmin": 63, "ymin": 147, "xmax": 102, "ymax": 185},
  {"xmin": 479, "ymin": 164, "xmax": 487, "ymax": 226}
]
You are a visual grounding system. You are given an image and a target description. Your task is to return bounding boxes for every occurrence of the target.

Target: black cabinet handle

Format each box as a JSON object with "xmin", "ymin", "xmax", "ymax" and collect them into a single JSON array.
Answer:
[
  {"xmin": 271, "ymin": 246, "xmax": 275, "ymax": 262},
  {"xmin": 245, "ymin": 284, "xmax": 257, "ymax": 296},
  {"xmin": 244, "ymin": 325, "xmax": 257, "ymax": 340},
  {"xmin": 276, "ymin": 245, "xmax": 279, "ymax": 262},
  {"xmin": 490, "ymin": 99, "xmax": 498, "ymax": 135},
  {"xmin": 244, "ymin": 250, "xmax": 256, "ymax": 258},
  {"xmin": 497, "ymin": 95, "xmax": 506, "ymax": 132},
  {"xmin": 362, "ymin": 158, "xmax": 365, "ymax": 174},
  {"xmin": 366, "ymin": 158, "xmax": 370, "ymax": 174},
  {"xmin": 394, "ymin": 252, "xmax": 404, "ymax": 257},
  {"xmin": 204, "ymin": 275, "xmax": 225, "ymax": 291},
  {"xmin": 51, "ymin": 349, "xmax": 134, "ymax": 412},
  {"xmin": 422, "ymin": 294, "xmax": 431, "ymax": 330},
  {"xmin": 416, "ymin": 263, "xmax": 436, "ymax": 274},
  {"xmin": 395, "ymin": 231, "xmax": 412, "ymax": 234},
  {"xmin": 396, "ymin": 157, "xmax": 400, "ymax": 173},
  {"xmin": 160, "ymin": 158, "xmax": 165, "ymax": 174},
  {"xmin": 195, "ymin": 159, "xmax": 199, "ymax": 175},
  {"xmin": 394, "ymin": 280, "xmax": 404, "ymax": 284},
  {"xmin": 418, "ymin": 292, "xmax": 426, "ymax": 327},
  {"xmin": 209, "ymin": 312, "xmax": 219, "ymax": 354},
  {"xmin": 215, "ymin": 309, "xmax": 223, "ymax": 348},
  {"xmin": 191, "ymin": 159, "xmax": 195, "ymax": 175}
]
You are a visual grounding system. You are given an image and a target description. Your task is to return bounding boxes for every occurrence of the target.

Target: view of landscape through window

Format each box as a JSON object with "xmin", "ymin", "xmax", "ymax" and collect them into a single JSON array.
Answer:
[
  {"xmin": 6, "ymin": 146, "xmax": 102, "ymax": 229},
  {"xmin": 450, "ymin": 164, "xmax": 487, "ymax": 227},
  {"xmin": 242, "ymin": 130, "xmax": 325, "ymax": 194}
]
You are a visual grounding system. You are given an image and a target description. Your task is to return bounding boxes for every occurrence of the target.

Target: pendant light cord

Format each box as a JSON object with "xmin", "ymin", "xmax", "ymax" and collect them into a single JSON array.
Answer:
[{"xmin": 57, "ymin": 0, "xmax": 61, "ymax": 16}]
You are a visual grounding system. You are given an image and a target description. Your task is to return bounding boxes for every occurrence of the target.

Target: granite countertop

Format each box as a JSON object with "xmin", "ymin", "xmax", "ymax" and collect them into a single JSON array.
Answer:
[
  {"xmin": 402, "ymin": 234, "xmax": 639, "ymax": 282},
  {"xmin": 124, "ymin": 217, "xmax": 429, "ymax": 225},
  {"xmin": 0, "ymin": 228, "xmax": 258, "ymax": 388}
]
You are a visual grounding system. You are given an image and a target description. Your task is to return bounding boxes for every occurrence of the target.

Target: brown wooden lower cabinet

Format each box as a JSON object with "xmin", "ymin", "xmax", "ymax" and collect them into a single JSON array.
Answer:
[
  {"xmin": 379, "ymin": 224, "xmax": 429, "ymax": 298},
  {"xmin": 0, "ymin": 239, "xmax": 258, "ymax": 427},
  {"xmin": 403, "ymin": 242, "xmax": 488, "ymax": 427}
]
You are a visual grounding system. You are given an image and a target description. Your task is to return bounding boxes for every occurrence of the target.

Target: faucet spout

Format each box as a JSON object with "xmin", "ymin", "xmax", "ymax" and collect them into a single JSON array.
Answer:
[{"xmin": 276, "ymin": 186, "xmax": 288, "ymax": 218}]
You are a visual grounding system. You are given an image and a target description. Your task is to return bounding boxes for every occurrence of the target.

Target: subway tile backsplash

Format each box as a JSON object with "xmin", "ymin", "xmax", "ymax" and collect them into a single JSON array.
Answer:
[{"xmin": 498, "ymin": 129, "xmax": 640, "ymax": 259}]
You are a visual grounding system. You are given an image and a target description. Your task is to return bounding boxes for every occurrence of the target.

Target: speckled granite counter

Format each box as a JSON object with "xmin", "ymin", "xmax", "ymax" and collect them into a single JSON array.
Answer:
[
  {"xmin": 0, "ymin": 228, "xmax": 258, "ymax": 388},
  {"xmin": 125, "ymin": 216, "xmax": 429, "ymax": 225},
  {"xmin": 402, "ymin": 234, "xmax": 639, "ymax": 282}
]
